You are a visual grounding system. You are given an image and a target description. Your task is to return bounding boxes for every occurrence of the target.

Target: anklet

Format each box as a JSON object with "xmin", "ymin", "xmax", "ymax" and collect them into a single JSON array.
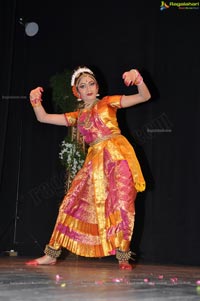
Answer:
[
  {"xmin": 44, "ymin": 245, "xmax": 62, "ymax": 258},
  {"xmin": 116, "ymin": 249, "xmax": 136, "ymax": 263}
]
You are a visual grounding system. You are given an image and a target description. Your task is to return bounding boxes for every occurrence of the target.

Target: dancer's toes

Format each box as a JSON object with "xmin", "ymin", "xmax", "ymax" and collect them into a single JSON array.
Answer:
[
  {"xmin": 119, "ymin": 262, "xmax": 133, "ymax": 270},
  {"xmin": 25, "ymin": 259, "xmax": 39, "ymax": 266},
  {"xmin": 25, "ymin": 255, "xmax": 56, "ymax": 266}
]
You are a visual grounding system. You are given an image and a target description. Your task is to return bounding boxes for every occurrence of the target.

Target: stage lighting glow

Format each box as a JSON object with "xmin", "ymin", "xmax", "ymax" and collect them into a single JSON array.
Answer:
[{"xmin": 25, "ymin": 22, "xmax": 39, "ymax": 37}]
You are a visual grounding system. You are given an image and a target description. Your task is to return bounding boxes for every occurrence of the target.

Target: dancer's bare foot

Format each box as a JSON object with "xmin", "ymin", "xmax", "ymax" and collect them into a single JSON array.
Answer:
[
  {"xmin": 119, "ymin": 261, "xmax": 133, "ymax": 270},
  {"xmin": 25, "ymin": 255, "xmax": 56, "ymax": 266}
]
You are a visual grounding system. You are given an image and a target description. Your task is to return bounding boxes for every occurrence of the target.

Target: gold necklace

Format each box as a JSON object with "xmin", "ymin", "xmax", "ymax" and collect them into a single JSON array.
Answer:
[
  {"xmin": 84, "ymin": 98, "xmax": 98, "ymax": 109},
  {"xmin": 78, "ymin": 99, "xmax": 99, "ymax": 128}
]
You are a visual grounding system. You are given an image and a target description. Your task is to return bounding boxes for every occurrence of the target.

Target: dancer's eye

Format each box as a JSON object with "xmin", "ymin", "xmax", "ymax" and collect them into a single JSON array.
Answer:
[
  {"xmin": 79, "ymin": 84, "xmax": 86, "ymax": 89},
  {"xmin": 89, "ymin": 81, "xmax": 95, "ymax": 87}
]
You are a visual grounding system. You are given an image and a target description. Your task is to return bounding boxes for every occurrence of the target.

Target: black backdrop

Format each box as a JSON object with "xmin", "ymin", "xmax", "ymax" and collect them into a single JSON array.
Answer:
[{"xmin": 0, "ymin": 0, "xmax": 200, "ymax": 265}]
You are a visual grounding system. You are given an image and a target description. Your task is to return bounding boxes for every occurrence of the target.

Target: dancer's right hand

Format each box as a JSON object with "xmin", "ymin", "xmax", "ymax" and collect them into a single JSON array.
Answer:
[{"xmin": 29, "ymin": 87, "xmax": 44, "ymax": 103}]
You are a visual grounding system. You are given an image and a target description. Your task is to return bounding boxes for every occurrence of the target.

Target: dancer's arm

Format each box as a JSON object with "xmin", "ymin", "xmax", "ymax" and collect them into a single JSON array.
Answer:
[
  {"xmin": 121, "ymin": 69, "xmax": 151, "ymax": 108},
  {"xmin": 29, "ymin": 87, "xmax": 67, "ymax": 126}
]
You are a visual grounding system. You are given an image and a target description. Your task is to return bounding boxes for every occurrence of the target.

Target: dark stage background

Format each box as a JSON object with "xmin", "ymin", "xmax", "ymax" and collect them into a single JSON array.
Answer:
[{"xmin": 0, "ymin": 0, "xmax": 200, "ymax": 265}]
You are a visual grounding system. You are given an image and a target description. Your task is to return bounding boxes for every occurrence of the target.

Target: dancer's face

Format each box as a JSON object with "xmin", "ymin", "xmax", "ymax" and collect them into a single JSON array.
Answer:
[{"xmin": 77, "ymin": 75, "xmax": 99, "ymax": 103}]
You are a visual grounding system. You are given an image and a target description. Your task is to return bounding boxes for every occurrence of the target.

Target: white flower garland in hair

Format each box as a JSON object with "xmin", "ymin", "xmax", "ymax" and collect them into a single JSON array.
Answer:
[{"xmin": 71, "ymin": 67, "xmax": 94, "ymax": 86}]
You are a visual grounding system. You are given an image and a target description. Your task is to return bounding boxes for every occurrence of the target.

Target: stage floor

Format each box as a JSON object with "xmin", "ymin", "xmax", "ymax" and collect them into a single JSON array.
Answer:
[{"xmin": 0, "ymin": 256, "xmax": 200, "ymax": 300}]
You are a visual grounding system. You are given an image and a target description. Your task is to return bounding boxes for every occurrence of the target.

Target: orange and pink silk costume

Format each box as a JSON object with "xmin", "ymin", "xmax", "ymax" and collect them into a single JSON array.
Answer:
[{"xmin": 49, "ymin": 95, "xmax": 145, "ymax": 257}]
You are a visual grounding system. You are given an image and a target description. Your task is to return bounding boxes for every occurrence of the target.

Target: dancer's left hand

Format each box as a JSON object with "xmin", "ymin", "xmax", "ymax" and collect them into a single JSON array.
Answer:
[{"xmin": 122, "ymin": 70, "xmax": 137, "ymax": 86}]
